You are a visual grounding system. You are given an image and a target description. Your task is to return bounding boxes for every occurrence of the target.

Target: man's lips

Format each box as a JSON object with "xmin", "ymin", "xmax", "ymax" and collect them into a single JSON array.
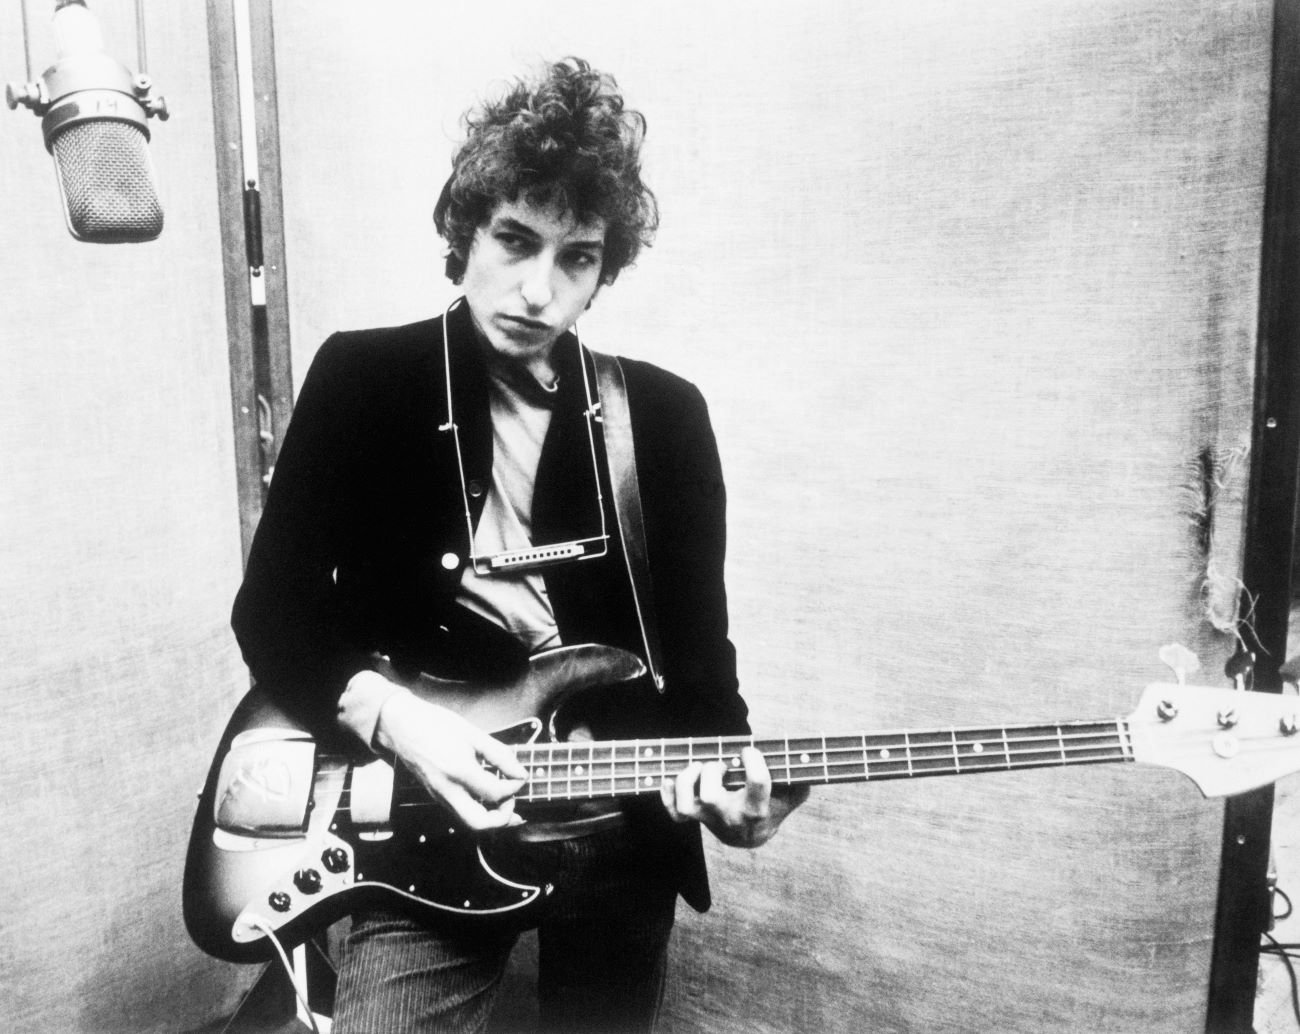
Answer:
[{"xmin": 499, "ymin": 314, "xmax": 551, "ymax": 336}]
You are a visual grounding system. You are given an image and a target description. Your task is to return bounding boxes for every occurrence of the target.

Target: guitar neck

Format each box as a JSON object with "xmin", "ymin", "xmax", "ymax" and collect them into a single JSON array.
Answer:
[{"xmin": 512, "ymin": 718, "xmax": 1134, "ymax": 802}]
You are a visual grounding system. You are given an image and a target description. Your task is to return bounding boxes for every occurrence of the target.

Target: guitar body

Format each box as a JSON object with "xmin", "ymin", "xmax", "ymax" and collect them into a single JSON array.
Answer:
[{"xmin": 182, "ymin": 644, "xmax": 650, "ymax": 964}]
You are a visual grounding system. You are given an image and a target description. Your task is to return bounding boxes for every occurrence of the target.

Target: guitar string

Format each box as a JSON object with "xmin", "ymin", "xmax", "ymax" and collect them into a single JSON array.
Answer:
[
  {"xmin": 317, "ymin": 715, "xmax": 1291, "ymax": 799},
  {"xmin": 372, "ymin": 722, "xmax": 1135, "ymax": 811},
  {"xmin": 258, "ymin": 708, "xmax": 1297, "ymax": 827},
  {"xmin": 356, "ymin": 721, "xmax": 1285, "ymax": 815},
  {"xmin": 320, "ymin": 728, "xmax": 1128, "ymax": 800}
]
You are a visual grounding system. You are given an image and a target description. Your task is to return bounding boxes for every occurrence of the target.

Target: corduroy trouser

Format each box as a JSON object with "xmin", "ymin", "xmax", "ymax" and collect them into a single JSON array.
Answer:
[{"xmin": 332, "ymin": 828, "xmax": 678, "ymax": 1033}]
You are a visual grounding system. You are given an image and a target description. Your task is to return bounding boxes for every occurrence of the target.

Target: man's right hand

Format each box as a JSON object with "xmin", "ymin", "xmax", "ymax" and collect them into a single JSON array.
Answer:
[{"xmin": 371, "ymin": 682, "xmax": 528, "ymax": 831}]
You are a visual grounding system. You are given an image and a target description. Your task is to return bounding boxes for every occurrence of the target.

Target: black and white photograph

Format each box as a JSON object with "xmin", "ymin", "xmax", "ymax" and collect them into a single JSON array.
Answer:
[{"xmin": 2, "ymin": 2, "xmax": 1299, "ymax": 1032}]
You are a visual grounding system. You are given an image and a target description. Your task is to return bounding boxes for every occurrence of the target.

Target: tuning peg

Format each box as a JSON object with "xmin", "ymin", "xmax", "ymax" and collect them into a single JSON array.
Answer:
[
  {"xmin": 1159, "ymin": 643, "xmax": 1201, "ymax": 686},
  {"xmin": 1225, "ymin": 650, "xmax": 1255, "ymax": 692},
  {"xmin": 1280, "ymin": 714, "xmax": 1299, "ymax": 737}
]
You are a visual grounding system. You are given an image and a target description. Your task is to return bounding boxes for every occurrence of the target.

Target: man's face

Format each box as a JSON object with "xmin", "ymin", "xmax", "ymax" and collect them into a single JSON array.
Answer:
[{"xmin": 461, "ymin": 197, "xmax": 607, "ymax": 374}]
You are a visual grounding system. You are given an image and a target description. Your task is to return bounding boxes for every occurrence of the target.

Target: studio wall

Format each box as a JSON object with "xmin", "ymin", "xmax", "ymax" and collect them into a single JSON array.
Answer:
[
  {"xmin": 269, "ymin": 1, "xmax": 1269, "ymax": 1032},
  {"xmin": 0, "ymin": 2, "xmax": 254, "ymax": 1031}
]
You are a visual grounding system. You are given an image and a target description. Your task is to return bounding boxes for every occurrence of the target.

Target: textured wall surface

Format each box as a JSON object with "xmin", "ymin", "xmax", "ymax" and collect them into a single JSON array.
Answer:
[
  {"xmin": 270, "ymin": 3, "xmax": 1268, "ymax": 1030},
  {"xmin": 0, "ymin": 2, "xmax": 252, "ymax": 1032}
]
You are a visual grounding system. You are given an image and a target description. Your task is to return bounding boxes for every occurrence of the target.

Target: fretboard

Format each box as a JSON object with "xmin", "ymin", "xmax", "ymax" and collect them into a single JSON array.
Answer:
[{"xmin": 511, "ymin": 719, "xmax": 1133, "ymax": 802}]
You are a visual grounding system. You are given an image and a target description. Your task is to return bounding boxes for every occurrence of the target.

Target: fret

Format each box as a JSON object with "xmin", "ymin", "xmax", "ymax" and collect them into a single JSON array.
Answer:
[
  {"xmin": 541, "ymin": 745, "xmax": 554, "ymax": 799},
  {"xmin": 643, "ymin": 742, "xmax": 662, "ymax": 791},
  {"xmin": 599, "ymin": 743, "xmax": 615, "ymax": 796},
  {"xmin": 857, "ymin": 733, "xmax": 910, "ymax": 779},
  {"xmin": 782, "ymin": 736, "xmax": 825, "ymax": 784},
  {"xmin": 945, "ymin": 728, "xmax": 1008, "ymax": 773},
  {"xmin": 1116, "ymin": 718, "xmax": 1134, "ymax": 760},
  {"xmin": 718, "ymin": 737, "xmax": 741, "ymax": 790},
  {"xmin": 904, "ymin": 729, "xmax": 962, "ymax": 775},
  {"xmin": 678, "ymin": 740, "xmax": 691, "ymax": 780}
]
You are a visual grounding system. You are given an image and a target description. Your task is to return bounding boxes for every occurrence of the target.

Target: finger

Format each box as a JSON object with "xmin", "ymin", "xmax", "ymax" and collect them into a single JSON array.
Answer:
[
  {"xmin": 468, "ymin": 728, "xmax": 528, "ymax": 781},
  {"xmin": 674, "ymin": 762, "xmax": 704, "ymax": 817},
  {"xmin": 740, "ymin": 746, "xmax": 772, "ymax": 816},
  {"xmin": 434, "ymin": 780, "xmax": 519, "ymax": 831},
  {"xmin": 659, "ymin": 774, "xmax": 684, "ymax": 821},
  {"xmin": 497, "ymin": 795, "xmax": 525, "ymax": 828},
  {"xmin": 697, "ymin": 760, "xmax": 727, "ymax": 807},
  {"xmin": 415, "ymin": 744, "xmax": 521, "ymax": 810},
  {"xmin": 448, "ymin": 762, "xmax": 524, "ymax": 807}
]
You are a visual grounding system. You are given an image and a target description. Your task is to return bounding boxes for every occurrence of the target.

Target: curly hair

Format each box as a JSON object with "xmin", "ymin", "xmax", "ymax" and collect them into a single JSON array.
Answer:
[{"xmin": 434, "ymin": 58, "xmax": 658, "ymax": 286}]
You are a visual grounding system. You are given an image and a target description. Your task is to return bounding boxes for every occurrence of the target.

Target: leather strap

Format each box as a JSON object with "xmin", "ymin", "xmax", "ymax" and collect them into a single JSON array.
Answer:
[{"xmin": 589, "ymin": 349, "xmax": 666, "ymax": 691}]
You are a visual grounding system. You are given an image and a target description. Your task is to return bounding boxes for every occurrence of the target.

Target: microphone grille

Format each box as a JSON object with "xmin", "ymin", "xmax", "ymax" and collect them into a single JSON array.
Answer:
[{"xmin": 50, "ymin": 120, "xmax": 164, "ymax": 243}]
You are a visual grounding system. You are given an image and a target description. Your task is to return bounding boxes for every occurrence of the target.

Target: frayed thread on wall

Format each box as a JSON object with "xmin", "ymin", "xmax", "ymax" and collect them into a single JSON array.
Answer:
[{"xmin": 1188, "ymin": 439, "xmax": 1252, "ymax": 643}]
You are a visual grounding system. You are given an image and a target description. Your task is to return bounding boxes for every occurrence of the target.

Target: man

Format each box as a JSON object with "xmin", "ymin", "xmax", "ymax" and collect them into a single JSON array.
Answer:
[{"xmin": 232, "ymin": 57, "xmax": 804, "ymax": 1033}]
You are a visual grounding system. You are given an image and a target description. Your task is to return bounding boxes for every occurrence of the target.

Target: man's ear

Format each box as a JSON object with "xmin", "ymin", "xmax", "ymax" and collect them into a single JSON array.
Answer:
[{"xmin": 445, "ymin": 245, "xmax": 468, "ymax": 286}]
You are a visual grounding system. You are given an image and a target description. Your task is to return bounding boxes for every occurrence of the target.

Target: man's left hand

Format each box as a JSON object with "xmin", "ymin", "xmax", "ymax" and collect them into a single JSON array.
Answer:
[{"xmin": 659, "ymin": 746, "xmax": 808, "ymax": 849}]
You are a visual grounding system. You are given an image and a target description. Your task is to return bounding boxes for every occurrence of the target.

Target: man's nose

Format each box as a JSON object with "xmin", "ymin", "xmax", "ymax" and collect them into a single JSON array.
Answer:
[{"xmin": 520, "ymin": 258, "xmax": 555, "ymax": 310}]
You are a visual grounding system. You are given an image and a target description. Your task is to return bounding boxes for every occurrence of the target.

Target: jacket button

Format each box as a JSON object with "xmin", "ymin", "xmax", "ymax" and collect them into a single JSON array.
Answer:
[
  {"xmin": 467, "ymin": 479, "xmax": 485, "ymax": 498},
  {"xmin": 440, "ymin": 552, "xmax": 460, "ymax": 570}
]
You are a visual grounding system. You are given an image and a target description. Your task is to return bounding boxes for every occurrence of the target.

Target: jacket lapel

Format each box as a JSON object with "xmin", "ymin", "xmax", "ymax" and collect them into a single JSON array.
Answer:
[{"xmin": 441, "ymin": 299, "xmax": 494, "ymax": 532}]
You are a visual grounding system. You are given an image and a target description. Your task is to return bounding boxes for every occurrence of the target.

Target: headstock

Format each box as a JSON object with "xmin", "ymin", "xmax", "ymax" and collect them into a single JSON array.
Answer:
[{"xmin": 1128, "ymin": 683, "xmax": 1300, "ymax": 798}]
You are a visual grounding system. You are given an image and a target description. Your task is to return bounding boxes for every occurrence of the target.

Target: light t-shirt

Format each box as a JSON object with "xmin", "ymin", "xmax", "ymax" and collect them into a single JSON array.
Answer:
[{"xmin": 453, "ymin": 363, "xmax": 562, "ymax": 652}]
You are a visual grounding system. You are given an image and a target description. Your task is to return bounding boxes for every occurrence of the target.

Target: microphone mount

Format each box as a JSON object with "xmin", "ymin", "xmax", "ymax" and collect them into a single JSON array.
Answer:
[{"xmin": 5, "ymin": 0, "xmax": 168, "ymax": 150}]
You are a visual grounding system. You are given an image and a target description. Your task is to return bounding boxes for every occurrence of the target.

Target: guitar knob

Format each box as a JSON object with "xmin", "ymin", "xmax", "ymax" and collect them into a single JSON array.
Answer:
[
  {"xmin": 1281, "ymin": 714, "xmax": 1299, "ymax": 737},
  {"xmin": 321, "ymin": 846, "xmax": 350, "ymax": 874},
  {"xmin": 1157, "ymin": 699, "xmax": 1179, "ymax": 721},
  {"xmin": 293, "ymin": 868, "xmax": 323, "ymax": 895},
  {"xmin": 268, "ymin": 891, "xmax": 292, "ymax": 913}
]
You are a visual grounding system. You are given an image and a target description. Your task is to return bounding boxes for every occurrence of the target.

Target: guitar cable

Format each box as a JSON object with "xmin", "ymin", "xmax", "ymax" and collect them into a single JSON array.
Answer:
[
  {"xmin": 1260, "ymin": 886, "xmax": 1300, "ymax": 1028},
  {"xmin": 242, "ymin": 915, "xmax": 324, "ymax": 1034}
]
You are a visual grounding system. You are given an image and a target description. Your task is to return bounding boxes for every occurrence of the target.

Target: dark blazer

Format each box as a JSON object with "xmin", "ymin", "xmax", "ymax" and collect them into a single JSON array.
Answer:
[{"xmin": 231, "ymin": 299, "xmax": 748, "ymax": 910}]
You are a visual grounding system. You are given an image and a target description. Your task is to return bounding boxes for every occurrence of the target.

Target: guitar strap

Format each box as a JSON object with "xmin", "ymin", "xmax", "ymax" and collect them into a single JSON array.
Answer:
[{"xmin": 588, "ymin": 348, "xmax": 667, "ymax": 692}]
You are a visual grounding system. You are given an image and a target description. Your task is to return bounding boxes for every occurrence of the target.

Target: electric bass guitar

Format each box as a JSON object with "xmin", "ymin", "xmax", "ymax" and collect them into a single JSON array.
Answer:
[{"xmin": 183, "ymin": 643, "xmax": 1300, "ymax": 963}]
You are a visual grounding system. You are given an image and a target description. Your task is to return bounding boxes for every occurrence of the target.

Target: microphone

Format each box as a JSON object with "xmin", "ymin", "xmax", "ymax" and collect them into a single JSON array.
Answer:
[{"xmin": 6, "ymin": 0, "xmax": 169, "ymax": 243}]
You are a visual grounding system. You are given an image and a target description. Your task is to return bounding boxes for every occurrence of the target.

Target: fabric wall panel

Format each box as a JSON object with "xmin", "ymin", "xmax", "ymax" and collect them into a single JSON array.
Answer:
[
  {"xmin": 272, "ymin": 2, "xmax": 1268, "ymax": 1030},
  {"xmin": 0, "ymin": 2, "xmax": 252, "ymax": 1031}
]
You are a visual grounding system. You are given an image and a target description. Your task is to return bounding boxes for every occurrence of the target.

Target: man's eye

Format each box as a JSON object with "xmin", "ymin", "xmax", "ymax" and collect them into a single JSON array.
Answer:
[{"xmin": 566, "ymin": 252, "xmax": 599, "ymax": 269}]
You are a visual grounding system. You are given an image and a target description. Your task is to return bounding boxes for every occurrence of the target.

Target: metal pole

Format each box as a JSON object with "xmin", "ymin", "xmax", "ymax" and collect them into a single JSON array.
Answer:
[{"xmin": 1206, "ymin": 2, "xmax": 1300, "ymax": 1030}]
